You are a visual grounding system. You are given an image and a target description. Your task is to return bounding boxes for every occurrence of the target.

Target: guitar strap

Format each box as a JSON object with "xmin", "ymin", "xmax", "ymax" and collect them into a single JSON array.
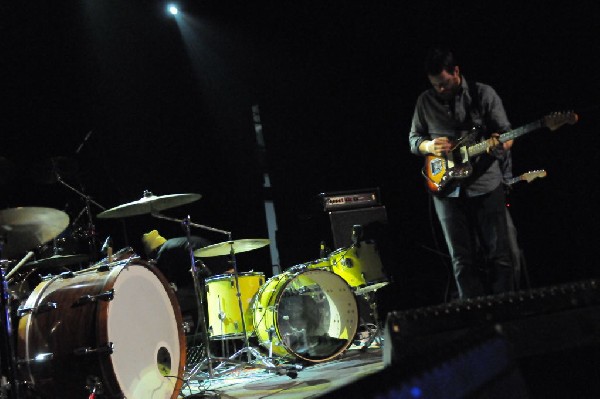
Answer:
[
  {"xmin": 459, "ymin": 79, "xmax": 493, "ymax": 188},
  {"xmin": 466, "ymin": 79, "xmax": 483, "ymax": 129}
]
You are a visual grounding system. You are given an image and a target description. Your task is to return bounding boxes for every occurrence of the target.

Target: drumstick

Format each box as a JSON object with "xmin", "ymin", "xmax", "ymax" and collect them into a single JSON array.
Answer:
[{"xmin": 6, "ymin": 251, "xmax": 35, "ymax": 281}]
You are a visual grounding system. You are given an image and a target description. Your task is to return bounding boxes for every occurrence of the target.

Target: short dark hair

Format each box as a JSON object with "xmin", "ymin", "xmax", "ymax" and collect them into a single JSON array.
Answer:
[{"xmin": 425, "ymin": 48, "xmax": 457, "ymax": 76}]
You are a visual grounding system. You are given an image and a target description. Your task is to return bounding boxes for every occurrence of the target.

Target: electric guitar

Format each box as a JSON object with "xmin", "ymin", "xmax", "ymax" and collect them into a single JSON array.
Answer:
[
  {"xmin": 422, "ymin": 111, "xmax": 578, "ymax": 194},
  {"xmin": 505, "ymin": 170, "xmax": 547, "ymax": 186}
]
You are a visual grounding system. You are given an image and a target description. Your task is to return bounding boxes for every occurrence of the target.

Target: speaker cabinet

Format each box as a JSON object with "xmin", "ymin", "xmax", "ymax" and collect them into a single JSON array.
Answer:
[{"xmin": 328, "ymin": 206, "xmax": 387, "ymax": 249}]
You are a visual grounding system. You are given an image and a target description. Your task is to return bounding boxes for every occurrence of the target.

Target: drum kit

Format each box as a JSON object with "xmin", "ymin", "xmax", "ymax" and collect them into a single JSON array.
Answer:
[{"xmin": 0, "ymin": 190, "xmax": 389, "ymax": 399}]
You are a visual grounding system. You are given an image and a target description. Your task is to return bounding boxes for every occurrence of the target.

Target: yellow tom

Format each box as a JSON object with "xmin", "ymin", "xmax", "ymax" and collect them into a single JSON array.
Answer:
[
  {"xmin": 205, "ymin": 272, "xmax": 264, "ymax": 339},
  {"xmin": 328, "ymin": 242, "xmax": 388, "ymax": 293}
]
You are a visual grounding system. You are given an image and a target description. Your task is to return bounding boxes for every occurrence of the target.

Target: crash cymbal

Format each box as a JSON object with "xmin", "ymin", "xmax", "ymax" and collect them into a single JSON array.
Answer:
[
  {"xmin": 97, "ymin": 191, "xmax": 202, "ymax": 219},
  {"xmin": 194, "ymin": 239, "xmax": 270, "ymax": 258},
  {"xmin": 0, "ymin": 207, "xmax": 69, "ymax": 258},
  {"xmin": 24, "ymin": 254, "xmax": 89, "ymax": 269}
]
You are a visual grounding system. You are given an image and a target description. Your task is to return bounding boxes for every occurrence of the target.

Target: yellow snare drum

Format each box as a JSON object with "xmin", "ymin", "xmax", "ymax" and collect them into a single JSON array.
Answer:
[
  {"xmin": 205, "ymin": 272, "xmax": 264, "ymax": 339},
  {"xmin": 250, "ymin": 269, "xmax": 358, "ymax": 363}
]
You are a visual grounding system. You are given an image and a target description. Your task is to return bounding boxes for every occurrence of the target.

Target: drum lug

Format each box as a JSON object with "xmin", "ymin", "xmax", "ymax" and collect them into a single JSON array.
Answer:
[
  {"xmin": 17, "ymin": 301, "xmax": 57, "ymax": 317},
  {"xmin": 17, "ymin": 352, "xmax": 54, "ymax": 365},
  {"xmin": 60, "ymin": 271, "xmax": 75, "ymax": 279},
  {"xmin": 74, "ymin": 289, "xmax": 114, "ymax": 306},
  {"xmin": 74, "ymin": 342, "xmax": 114, "ymax": 356}
]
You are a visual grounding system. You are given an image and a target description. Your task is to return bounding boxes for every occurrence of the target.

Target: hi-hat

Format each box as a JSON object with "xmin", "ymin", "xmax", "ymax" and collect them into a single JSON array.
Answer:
[
  {"xmin": 194, "ymin": 239, "xmax": 270, "ymax": 258},
  {"xmin": 97, "ymin": 191, "xmax": 202, "ymax": 219},
  {"xmin": 0, "ymin": 207, "xmax": 69, "ymax": 258}
]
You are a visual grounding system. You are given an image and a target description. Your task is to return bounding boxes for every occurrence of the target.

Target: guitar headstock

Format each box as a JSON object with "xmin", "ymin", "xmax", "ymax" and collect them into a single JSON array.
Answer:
[
  {"xmin": 543, "ymin": 111, "xmax": 579, "ymax": 131},
  {"xmin": 521, "ymin": 170, "xmax": 547, "ymax": 183}
]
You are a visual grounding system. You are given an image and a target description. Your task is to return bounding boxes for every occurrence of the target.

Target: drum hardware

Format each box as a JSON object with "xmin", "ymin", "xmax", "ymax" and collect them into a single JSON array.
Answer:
[
  {"xmin": 0, "ymin": 267, "xmax": 22, "ymax": 399},
  {"xmin": 16, "ymin": 352, "xmax": 54, "ymax": 365},
  {"xmin": 73, "ymin": 343, "xmax": 114, "ymax": 356},
  {"xmin": 73, "ymin": 289, "xmax": 114, "ymax": 306},
  {"xmin": 53, "ymin": 169, "xmax": 107, "ymax": 263},
  {"xmin": 357, "ymin": 290, "xmax": 384, "ymax": 352},
  {"xmin": 150, "ymin": 212, "xmax": 298, "ymax": 384},
  {"xmin": 16, "ymin": 302, "xmax": 57, "ymax": 317}
]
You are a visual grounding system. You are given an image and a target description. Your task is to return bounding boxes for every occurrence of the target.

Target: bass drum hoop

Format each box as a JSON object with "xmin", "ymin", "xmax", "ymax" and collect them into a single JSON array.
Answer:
[{"xmin": 253, "ymin": 269, "xmax": 358, "ymax": 363}]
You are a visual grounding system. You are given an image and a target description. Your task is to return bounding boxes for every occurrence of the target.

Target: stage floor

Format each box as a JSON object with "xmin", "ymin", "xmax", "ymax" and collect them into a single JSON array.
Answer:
[{"xmin": 179, "ymin": 343, "xmax": 384, "ymax": 398}]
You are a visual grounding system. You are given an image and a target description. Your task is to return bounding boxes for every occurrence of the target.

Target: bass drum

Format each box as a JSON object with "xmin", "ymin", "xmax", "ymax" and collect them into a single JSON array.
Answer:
[
  {"xmin": 251, "ymin": 269, "xmax": 358, "ymax": 363},
  {"xmin": 17, "ymin": 260, "xmax": 185, "ymax": 399}
]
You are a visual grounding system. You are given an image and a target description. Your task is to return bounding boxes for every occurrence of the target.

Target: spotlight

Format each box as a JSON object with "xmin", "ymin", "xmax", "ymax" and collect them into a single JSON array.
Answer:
[{"xmin": 167, "ymin": 4, "xmax": 179, "ymax": 15}]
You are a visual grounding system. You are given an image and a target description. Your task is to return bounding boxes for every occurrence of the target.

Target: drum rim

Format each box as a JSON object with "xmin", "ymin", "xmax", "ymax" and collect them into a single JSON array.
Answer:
[
  {"xmin": 254, "ymin": 269, "xmax": 358, "ymax": 363},
  {"xmin": 205, "ymin": 271, "xmax": 265, "ymax": 283}
]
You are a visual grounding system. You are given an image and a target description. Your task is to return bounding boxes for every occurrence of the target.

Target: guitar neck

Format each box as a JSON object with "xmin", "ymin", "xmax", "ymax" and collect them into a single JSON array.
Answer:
[
  {"xmin": 467, "ymin": 119, "xmax": 544, "ymax": 156},
  {"xmin": 504, "ymin": 176, "xmax": 522, "ymax": 186}
]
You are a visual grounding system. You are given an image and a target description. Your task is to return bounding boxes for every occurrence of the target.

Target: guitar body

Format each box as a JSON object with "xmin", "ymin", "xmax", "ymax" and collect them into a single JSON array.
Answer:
[{"xmin": 423, "ymin": 146, "xmax": 473, "ymax": 194}]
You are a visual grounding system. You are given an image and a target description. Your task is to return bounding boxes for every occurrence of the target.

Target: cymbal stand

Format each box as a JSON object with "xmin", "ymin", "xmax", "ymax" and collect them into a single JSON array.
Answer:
[
  {"xmin": 0, "ymin": 241, "xmax": 22, "ymax": 398},
  {"xmin": 150, "ymin": 212, "xmax": 231, "ymax": 379},
  {"xmin": 222, "ymin": 241, "xmax": 277, "ymax": 369},
  {"xmin": 55, "ymin": 173, "xmax": 106, "ymax": 262},
  {"xmin": 150, "ymin": 213, "xmax": 297, "ymax": 386}
]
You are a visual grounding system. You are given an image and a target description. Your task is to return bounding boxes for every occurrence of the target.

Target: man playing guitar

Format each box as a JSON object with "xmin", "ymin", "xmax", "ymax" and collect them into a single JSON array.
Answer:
[{"xmin": 408, "ymin": 48, "xmax": 514, "ymax": 299}]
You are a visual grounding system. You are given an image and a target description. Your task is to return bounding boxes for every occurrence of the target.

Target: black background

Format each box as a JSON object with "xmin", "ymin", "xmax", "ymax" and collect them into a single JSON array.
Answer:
[{"xmin": 2, "ymin": 1, "xmax": 599, "ymax": 312}]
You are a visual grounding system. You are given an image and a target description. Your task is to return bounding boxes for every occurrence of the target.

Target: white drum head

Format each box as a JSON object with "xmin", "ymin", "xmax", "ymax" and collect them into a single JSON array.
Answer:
[{"xmin": 108, "ymin": 266, "xmax": 182, "ymax": 398}]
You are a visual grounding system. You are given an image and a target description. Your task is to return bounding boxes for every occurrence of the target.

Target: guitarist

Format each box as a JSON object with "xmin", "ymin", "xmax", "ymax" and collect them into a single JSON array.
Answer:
[{"xmin": 408, "ymin": 48, "xmax": 515, "ymax": 299}]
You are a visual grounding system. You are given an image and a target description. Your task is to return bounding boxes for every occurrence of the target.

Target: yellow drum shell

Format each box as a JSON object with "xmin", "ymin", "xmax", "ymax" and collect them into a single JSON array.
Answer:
[
  {"xmin": 205, "ymin": 272, "xmax": 264, "ymax": 339},
  {"xmin": 329, "ymin": 242, "xmax": 388, "ymax": 292},
  {"xmin": 329, "ymin": 247, "xmax": 367, "ymax": 288}
]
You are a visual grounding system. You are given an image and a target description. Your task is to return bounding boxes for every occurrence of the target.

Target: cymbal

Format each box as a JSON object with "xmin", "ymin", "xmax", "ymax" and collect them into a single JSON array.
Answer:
[
  {"xmin": 24, "ymin": 254, "xmax": 89, "ymax": 269},
  {"xmin": 194, "ymin": 239, "xmax": 270, "ymax": 258},
  {"xmin": 0, "ymin": 207, "xmax": 69, "ymax": 258},
  {"xmin": 97, "ymin": 191, "xmax": 202, "ymax": 219}
]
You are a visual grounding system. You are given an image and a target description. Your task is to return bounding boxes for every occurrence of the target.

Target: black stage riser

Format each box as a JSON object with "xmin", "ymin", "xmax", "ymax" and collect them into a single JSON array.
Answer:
[{"xmin": 379, "ymin": 279, "xmax": 600, "ymax": 398}]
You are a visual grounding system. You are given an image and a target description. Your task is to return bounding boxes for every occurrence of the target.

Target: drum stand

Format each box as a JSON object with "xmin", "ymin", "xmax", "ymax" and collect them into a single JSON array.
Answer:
[
  {"xmin": 0, "ymin": 246, "xmax": 22, "ymax": 399},
  {"xmin": 54, "ymin": 172, "xmax": 107, "ymax": 263},
  {"xmin": 149, "ymin": 213, "xmax": 297, "ymax": 392},
  {"xmin": 358, "ymin": 290, "xmax": 384, "ymax": 351}
]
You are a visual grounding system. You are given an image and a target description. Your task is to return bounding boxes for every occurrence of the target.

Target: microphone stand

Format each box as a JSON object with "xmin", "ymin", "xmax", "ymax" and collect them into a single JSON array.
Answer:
[{"xmin": 54, "ymin": 173, "xmax": 106, "ymax": 263}]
